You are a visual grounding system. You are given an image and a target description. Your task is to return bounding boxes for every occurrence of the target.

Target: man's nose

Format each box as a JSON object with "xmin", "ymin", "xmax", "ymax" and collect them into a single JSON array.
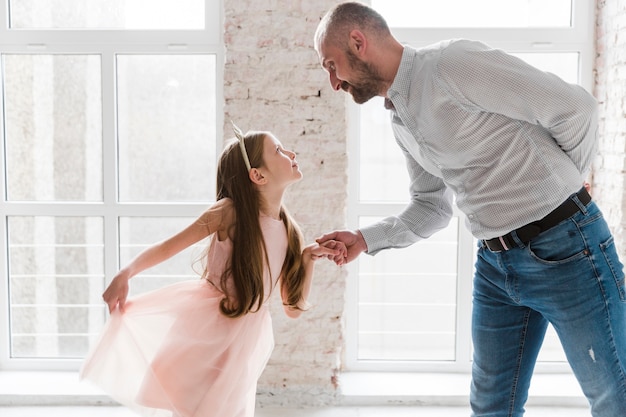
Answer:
[{"xmin": 329, "ymin": 72, "xmax": 342, "ymax": 91}]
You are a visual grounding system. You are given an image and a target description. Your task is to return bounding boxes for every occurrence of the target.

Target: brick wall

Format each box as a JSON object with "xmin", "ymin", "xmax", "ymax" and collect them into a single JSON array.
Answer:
[
  {"xmin": 595, "ymin": 0, "xmax": 626, "ymax": 256},
  {"xmin": 223, "ymin": 0, "xmax": 348, "ymax": 406}
]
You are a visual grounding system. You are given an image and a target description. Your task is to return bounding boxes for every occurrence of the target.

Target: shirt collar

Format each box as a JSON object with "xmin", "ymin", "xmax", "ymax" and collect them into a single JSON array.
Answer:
[{"xmin": 385, "ymin": 46, "xmax": 418, "ymax": 109}]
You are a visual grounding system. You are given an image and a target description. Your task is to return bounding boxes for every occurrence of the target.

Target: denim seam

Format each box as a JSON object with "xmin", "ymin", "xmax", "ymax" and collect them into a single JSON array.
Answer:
[
  {"xmin": 588, "ymin": 238, "xmax": 626, "ymax": 412},
  {"xmin": 594, "ymin": 280, "xmax": 626, "ymax": 412},
  {"xmin": 508, "ymin": 308, "xmax": 531, "ymax": 417},
  {"xmin": 599, "ymin": 237, "xmax": 626, "ymax": 302}
]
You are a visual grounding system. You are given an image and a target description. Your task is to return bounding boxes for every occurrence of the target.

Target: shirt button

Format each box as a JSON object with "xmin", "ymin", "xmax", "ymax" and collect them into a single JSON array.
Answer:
[{"xmin": 468, "ymin": 214, "xmax": 474, "ymax": 219}]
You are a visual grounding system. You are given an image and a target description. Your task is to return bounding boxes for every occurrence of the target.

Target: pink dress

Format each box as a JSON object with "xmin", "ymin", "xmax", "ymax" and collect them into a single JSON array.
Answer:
[{"xmin": 80, "ymin": 216, "xmax": 288, "ymax": 417}]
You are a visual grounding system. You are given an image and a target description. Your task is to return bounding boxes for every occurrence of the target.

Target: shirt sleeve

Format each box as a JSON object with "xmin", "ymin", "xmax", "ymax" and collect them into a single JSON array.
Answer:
[
  {"xmin": 437, "ymin": 39, "xmax": 598, "ymax": 178},
  {"xmin": 359, "ymin": 135, "xmax": 454, "ymax": 255}
]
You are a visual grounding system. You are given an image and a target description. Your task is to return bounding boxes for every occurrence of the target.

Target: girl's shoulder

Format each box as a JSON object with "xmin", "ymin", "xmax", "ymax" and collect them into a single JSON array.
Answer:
[
  {"xmin": 212, "ymin": 197, "xmax": 234, "ymax": 214},
  {"xmin": 200, "ymin": 198, "xmax": 236, "ymax": 239}
]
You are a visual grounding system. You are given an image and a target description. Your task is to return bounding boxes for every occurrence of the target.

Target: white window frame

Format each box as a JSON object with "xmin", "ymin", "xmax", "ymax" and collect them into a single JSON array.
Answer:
[
  {"xmin": 0, "ymin": 0, "xmax": 224, "ymax": 371},
  {"xmin": 345, "ymin": 0, "xmax": 595, "ymax": 373}
]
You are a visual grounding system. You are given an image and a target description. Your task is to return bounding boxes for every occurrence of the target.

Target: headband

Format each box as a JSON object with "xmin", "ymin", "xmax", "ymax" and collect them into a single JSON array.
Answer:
[{"xmin": 231, "ymin": 120, "xmax": 251, "ymax": 172}]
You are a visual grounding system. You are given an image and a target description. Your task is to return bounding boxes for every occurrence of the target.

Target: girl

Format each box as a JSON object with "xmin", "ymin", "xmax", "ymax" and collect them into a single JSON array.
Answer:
[{"xmin": 79, "ymin": 125, "xmax": 345, "ymax": 417}]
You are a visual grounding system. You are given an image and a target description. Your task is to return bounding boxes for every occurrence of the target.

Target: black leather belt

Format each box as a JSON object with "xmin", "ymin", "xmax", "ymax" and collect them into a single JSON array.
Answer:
[{"xmin": 484, "ymin": 187, "xmax": 592, "ymax": 252}]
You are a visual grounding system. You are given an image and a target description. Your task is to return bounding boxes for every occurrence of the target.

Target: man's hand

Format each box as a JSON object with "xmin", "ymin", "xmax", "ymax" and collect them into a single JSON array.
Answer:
[
  {"xmin": 316, "ymin": 229, "xmax": 367, "ymax": 265},
  {"xmin": 303, "ymin": 240, "xmax": 347, "ymax": 263}
]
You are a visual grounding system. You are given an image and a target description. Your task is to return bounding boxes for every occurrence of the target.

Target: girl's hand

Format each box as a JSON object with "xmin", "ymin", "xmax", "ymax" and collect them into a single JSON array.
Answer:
[
  {"xmin": 304, "ymin": 240, "xmax": 348, "ymax": 265},
  {"xmin": 102, "ymin": 271, "xmax": 131, "ymax": 314},
  {"xmin": 316, "ymin": 229, "xmax": 366, "ymax": 265}
]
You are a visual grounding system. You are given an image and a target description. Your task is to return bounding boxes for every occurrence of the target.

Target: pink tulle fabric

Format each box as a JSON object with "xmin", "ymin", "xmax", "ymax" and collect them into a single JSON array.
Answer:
[{"xmin": 80, "ymin": 216, "xmax": 288, "ymax": 417}]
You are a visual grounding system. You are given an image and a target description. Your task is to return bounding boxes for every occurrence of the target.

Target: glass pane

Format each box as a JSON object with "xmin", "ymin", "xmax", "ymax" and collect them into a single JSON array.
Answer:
[
  {"xmin": 117, "ymin": 55, "xmax": 216, "ymax": 202},
  {"xmin": 119, "ymin": 217, "xmax": 208, "ymax": 295},
  {"xmin": 8, "ymin": 216, "xmax": 104, "ymax": 359},
  {"xmin": 373, "ymin": 0, "xmax": 572, "ymax": 28},
  {"xmin": 9, "ymin": 0, "xmax": 205, "ymax": 29},
  {"xmin": 537, "ymin": 324, "xmax": 567, "ymax": 362},
  {"xmin": 357, "ymin": 216, "xmax": 459, "ymax": 361},
  {"xmin": 359, "ymin": 96, "xmax": 409, "ymax": 203},
  {"xmin": 3, "ymin": 54, "xmax": 103, "ymax": 202}
]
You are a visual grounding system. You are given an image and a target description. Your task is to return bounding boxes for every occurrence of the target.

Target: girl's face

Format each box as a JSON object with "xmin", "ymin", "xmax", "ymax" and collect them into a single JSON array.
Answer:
[{"xmin": 259, "ymin": 134, "xmax": 302, "ymax": 187}]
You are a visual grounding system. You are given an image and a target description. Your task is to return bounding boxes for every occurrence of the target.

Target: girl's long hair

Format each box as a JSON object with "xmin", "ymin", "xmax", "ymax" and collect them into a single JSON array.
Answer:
[{"xmin": 209, "ymin": 131, "xmax": 306, "ymax": 318}]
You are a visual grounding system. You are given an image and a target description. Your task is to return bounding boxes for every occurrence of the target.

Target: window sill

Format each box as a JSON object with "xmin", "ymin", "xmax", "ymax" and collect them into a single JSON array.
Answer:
[
  {"xmin": 0, "ymin": 370, "xmax": 587, "ymax": 407},
  {"xmin": 0, "ymin": 371, "xmax": 113, "ymax": 406},
  {"xmin": 338, "ymin": 372, "xmax": 587, "ymax": 407}
]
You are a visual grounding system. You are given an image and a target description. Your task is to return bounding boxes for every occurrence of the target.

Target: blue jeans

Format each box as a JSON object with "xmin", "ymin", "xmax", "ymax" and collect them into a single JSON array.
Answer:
[{"xmin": 471, "ymin": 198, "xmax": 626, "ymax": 417}]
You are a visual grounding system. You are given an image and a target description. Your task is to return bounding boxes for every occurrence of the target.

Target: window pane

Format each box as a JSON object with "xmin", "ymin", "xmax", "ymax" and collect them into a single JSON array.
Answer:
[
  {"xmin": 359, "ymin": 96, "xmax": 409, "ymax": 203},
  {"xmin": 117, "ymin": 55, "xmax": 216, "ymax": 202},
  {"xmin": 8, "ymin": 216, "xmax": 104, "ymax": 359},
  {"xmin": 537, "ymin": 325, "xmax": 567, "ymax": 362},
  {"xmin": 9, "ymin": 0, "xmax": 205, "ymax": 29},
  {"xmin": 373, "ymin": 0, "xmax": 572, "ymax": 28},
  {"xmin": 119, "ymin": 217, "xmax": 208, "ymax": 295},
  {"xmin": 357, "ymin": 216, "xmax": 459, "ymax": 361},
  {"xmin": 3, "ymin": 54, "xmax": 103, "ymax": 202}
]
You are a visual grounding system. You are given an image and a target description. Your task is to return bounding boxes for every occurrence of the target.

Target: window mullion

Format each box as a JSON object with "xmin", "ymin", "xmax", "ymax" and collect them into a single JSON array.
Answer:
[
  {"xmin": 0, "ymin": 0, "xmax": 7, "ymax": 368},
  {"xmin": 455, "ymin": 216, "xmax": 475, "ymax": 371},
  {"xmin": 1, "ymin": 30, "xmax": 220, "ymax": 47},
  {"xmin": 0, "ymin": 216, "xmax": 8, "ymax": 368},
  {"xmin": 101, "ymin": 47, "xmax": 117, "ymax": 296},
  {"xmin": 345, "ymin": 99, "xmax": 362, "ymax": 370}
]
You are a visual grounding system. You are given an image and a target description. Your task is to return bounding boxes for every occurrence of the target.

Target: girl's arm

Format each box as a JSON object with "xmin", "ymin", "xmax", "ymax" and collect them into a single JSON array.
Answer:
[
  {"xmin": 103, "ymin": 198, "xmax": 234, "ymax": 313},
  {"xmin": 282, "ymin": 240, "xmax": 346, "ymax": 319}
]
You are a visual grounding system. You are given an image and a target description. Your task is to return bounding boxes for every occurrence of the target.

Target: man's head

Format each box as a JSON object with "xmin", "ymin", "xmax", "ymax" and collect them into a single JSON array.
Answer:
[{"xmin": 314, "ymin": 2, "xmax": 392, "ymax": 104}]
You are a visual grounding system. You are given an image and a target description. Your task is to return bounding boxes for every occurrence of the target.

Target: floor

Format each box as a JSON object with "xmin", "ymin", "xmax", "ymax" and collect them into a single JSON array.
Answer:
[{"xmin": 0, "ymin": 405, "xmax": 590, "ymax": 417}]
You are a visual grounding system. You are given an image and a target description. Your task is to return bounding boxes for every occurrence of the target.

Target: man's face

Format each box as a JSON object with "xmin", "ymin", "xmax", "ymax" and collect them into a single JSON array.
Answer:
[
  {"xmin": 342, "ymin": 48, "xmax": 384, "ymax": 104},
  {"xmin": 318, "ymin": 39, "xmax": 384, "ymax": 104}
]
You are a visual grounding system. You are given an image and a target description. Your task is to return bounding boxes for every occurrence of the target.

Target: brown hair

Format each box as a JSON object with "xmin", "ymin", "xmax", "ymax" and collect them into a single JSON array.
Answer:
[{"xmin": 208, "ymin": 131, "xmax": 307, "ymax": 318}]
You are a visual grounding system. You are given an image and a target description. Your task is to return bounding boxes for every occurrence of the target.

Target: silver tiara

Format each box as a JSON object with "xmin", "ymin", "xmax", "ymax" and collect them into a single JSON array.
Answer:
[{"xmin": 231, "ymin": 120, "xmax": 251, "ymax": 172}]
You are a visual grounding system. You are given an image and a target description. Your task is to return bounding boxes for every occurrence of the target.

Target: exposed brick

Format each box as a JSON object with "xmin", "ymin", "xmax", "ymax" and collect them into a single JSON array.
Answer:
[
  {"xmin": 595, "ymin": 0, "xmax": 626, "ymax": 255},
  {"xmin": 223, "ymin": 0, "xmax": 346, "ymax": 406}
]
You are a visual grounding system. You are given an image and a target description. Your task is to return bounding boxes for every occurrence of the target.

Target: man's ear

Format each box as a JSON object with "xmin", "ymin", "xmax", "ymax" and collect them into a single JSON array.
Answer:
[
  {"xmin": 348, "ymin": 29, "xmax": 367, "ymax": 56},
  {"xmin": 249, "ymin": 168, "xmax": 267, "ymax": 185}
]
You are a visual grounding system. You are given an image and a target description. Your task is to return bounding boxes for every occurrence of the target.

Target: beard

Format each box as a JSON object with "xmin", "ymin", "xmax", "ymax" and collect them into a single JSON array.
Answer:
[{"xmin": 343, "ymin": 49, "xmax": 386, "ymax": 104}]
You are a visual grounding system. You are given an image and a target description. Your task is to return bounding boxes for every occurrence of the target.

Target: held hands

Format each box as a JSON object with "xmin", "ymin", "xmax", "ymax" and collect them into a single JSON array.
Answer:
[
  {"xmin": 316, "ymin": 229, "xmax": 367, "ymax": 266},
  {"xmin": 303, "ymin": 239, "xmax": 348, "ymax": 264},
  {"xmin": 102, "ymin": 270, "xmax": 131, "ymax": 314}
]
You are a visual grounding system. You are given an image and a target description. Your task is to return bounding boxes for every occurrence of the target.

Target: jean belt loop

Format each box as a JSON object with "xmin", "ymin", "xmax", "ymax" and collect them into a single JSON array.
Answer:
[
  {"xmin": 572, "ymin": 186, "xmax": 590, "ymax": 214},
  {"xmin": 508, "ymin": 230, "xmax": 525, "ymax": 248}
]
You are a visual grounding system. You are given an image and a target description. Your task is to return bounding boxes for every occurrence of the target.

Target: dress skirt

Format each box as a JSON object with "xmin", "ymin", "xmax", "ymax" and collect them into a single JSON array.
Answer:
[{"xmin": 80, "ymin": 279, "xmax": 274, "ymax": 417}]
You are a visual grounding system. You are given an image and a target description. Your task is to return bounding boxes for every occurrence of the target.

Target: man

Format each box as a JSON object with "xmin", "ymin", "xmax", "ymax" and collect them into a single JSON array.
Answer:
[{"xmin": 314, "ymin": 2, "xmax": 626, "ymax": 416}]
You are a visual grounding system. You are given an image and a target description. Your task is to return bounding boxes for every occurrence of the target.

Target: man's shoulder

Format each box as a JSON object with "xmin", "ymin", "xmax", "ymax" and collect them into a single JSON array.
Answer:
[{"xmin": 410, "ymin": 39, "xmax": 482, "ymax": 64}]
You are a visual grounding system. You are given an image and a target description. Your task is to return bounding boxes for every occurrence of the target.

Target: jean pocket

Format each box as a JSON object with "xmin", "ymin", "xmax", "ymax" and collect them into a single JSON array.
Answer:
[
  {"xmin": 527, "ymin": 222, "xmax": 589, "ymax": 264},
  {"xmin": 600, "ymin": 236, "xmax": 626, "ymax": 302}
]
